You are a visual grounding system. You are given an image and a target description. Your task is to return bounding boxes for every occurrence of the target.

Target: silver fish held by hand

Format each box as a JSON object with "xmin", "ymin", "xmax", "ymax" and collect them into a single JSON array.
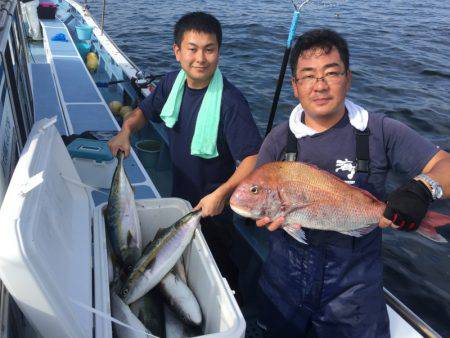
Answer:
[
  {"xmin": 230, "ymin": 162, "xmax": 450, "ymax": 244},
  {"xmin": 121, "ymin": 210, "xmax": 202, "ymax": 304},
  {"xmin": 105, "ymin": 150, "xmax": 142, "ymax": 269}
]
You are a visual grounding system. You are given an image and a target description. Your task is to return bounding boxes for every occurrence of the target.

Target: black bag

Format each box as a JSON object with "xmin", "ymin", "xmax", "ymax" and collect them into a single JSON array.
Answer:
[{"xmin": 37, "ymin": 3, "xmax": 57, "ymax": 20}]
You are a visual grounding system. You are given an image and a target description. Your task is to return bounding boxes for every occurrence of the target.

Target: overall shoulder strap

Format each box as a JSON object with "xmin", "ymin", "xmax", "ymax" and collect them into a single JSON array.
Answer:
[
  {"xmin": 283, "ymin": 128, "xmax": 298, "ymax": 162},
  {"xmin": 282, "ymin": 122, "xmax": 371, "ymax": 168},
  {"xmin": 354, "ymin": 127, "xmax": 370, "ymax": 173}
]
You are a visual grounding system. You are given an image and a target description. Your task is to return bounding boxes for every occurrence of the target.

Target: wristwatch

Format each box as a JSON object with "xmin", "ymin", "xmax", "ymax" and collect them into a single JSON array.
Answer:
[{"xmin": 414, "ymin": 174, "xmax": 444, "ymax": 200}]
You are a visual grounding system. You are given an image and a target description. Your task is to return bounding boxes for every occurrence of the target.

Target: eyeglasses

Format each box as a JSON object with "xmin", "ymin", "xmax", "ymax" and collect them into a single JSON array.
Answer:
[{"xmin": 294, "ymin": 71, "xmax": 347, "ymax": 88}]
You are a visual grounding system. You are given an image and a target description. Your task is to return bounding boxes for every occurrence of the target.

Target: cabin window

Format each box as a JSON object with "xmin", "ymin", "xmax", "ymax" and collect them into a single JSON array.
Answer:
[
  {"xmin": 0, "ymin": 57, "xmax": 19, "ymax": 190},
  {"xmin": 2, "ymin": 33, "xmax": 34, "ymax": 149},
  {"xmin": 13, "ymin": 11, "xmax": 34, "ymax": 123}
]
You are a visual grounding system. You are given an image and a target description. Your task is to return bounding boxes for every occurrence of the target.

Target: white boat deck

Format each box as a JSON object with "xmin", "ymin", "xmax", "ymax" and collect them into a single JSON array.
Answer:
[
  {"xmin": 30, "ymin": 63, "xmax": 67, "ymax": 134},
  {"xmin": 32, "ymin": 18, "xmax": 160, "ymax": 205}
]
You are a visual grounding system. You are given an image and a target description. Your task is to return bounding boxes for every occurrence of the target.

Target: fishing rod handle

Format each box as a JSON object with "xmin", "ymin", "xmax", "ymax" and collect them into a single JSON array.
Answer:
[{"xmin": 266, "ymin": 47, "xmax": 291, "ymax": 136}]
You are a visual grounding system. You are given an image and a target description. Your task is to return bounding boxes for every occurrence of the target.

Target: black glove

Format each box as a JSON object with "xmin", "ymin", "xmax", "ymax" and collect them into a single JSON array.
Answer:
[{"xmin": 383, "ymin": 179, "xmax": 433, "ymax": 231}]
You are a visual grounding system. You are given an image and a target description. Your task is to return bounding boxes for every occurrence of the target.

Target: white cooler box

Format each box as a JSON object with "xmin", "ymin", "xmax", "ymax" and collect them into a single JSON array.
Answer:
[{"xmin": 0, "ymin": 119, "xmax": 245, "ymax": 338}]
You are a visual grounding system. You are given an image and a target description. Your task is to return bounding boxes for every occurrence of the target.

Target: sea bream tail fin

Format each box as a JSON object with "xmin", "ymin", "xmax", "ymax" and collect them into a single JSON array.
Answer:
[
  {"xmin": 417, "ymin": 224, "xmax": 447, "ymax": 243},
  {"xmin": 421, "ymin": 211, "xmax": 450, "ymax": 228},
  {"xmin": 283, "ymin": 224, "xmax": 307, "ymax": 245},
  {"xmin": 417, "ymin": 211, "xmax": 449, "ymax": 243}
]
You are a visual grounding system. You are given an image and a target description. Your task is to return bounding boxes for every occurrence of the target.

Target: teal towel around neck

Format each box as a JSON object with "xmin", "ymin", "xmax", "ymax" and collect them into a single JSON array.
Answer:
[{"xmin": 160, "ymin": 69, "xmax": 223, "ymax": 159}]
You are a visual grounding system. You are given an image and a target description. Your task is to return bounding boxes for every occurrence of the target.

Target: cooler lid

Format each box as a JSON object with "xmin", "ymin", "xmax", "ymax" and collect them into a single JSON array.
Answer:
[
  {"xmin": 0, "ymin": 118, "xmax": 93, "ymax": 338},
  {"xmin": 67, "ymin": 138, "xmax": 114, "ymax": 162}
]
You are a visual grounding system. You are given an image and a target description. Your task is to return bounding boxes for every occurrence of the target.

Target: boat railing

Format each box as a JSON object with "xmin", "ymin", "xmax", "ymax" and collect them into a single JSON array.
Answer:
[
  {"xmin": 0, "ymin": 280, "xmax": 8, "ymax": 337},
  {"xmin": 384, "ymin": 289, "xmax": 441, "ymax": 338},
  {"xmin": 65, "ymin": 0, "xmax": 148, "ymax": 95},
  {"xmin": 0, "ymin": 1, "xmax": 14, "ymax": 29}
]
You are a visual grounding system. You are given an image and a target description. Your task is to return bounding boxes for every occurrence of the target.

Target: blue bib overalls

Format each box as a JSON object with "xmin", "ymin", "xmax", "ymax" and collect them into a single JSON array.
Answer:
[{"xmin": 258, "ymin": 128, "xmax": 390, "ymax": 338}]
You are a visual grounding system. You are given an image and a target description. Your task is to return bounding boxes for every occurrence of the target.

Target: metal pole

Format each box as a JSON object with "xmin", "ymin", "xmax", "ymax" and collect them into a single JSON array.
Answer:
[{"xmin": 101, "ymin": 0, "xmax": 106, "ymax": 35}]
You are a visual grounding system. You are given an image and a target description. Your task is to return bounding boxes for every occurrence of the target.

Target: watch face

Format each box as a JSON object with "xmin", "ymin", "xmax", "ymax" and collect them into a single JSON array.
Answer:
[{"xmin": 436, "ymin": 186, "xmax": 444, "ymax": 199}]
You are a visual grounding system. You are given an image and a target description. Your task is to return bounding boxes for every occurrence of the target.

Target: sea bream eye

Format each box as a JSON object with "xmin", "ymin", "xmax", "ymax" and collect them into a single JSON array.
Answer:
[{"xmin": 250, "ymin": 185, "xmax": 259, "ymax": 194}]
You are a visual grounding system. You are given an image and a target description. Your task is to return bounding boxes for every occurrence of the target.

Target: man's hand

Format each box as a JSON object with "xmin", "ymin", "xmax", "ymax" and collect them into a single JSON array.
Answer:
[
  {"xmin": 194, "ymin": 154, "xmax": 258, "ymax": 218},
  {"xmin": 256, "ymin": 216, "xmax": 286, "ymax": 231},
  {"xmin": 380, "ymin": 179, "xmax": 432, "ymax": 231},
  {"xmin": 108, "ymin": 107, "xmax": 148, "ymax": 157},
  {"xmin": 194, "ymin": 188, "xmax": 228, "ymax": 217},
  {"xmin": 108, "ymin": 130, "xmax": 132, "ymax": 157}
]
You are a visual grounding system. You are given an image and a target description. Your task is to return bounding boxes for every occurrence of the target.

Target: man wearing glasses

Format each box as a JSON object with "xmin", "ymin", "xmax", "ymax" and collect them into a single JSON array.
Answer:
[{"xmin": 255, "ymin": 29, "xmax": 450, "ymax": 337}]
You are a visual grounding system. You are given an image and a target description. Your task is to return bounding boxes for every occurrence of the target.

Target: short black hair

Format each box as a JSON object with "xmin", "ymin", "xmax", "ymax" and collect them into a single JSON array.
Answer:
[
  {"xmin": 290, "ymin": 29, "xmax": 349, "ymax": 76},
  {"xmin": 174, "ymin": 12, "xmax": 222, "ymax": 48}
]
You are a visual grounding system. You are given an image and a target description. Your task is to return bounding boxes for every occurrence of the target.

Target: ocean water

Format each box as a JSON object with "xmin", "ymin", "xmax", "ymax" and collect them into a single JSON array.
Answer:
[{"xmin": 84, "ymin": 0, "xmax": 450, "ymax": 334}]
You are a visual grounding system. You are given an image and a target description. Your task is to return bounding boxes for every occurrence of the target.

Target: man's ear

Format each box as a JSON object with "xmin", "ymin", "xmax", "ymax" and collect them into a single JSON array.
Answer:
[
  {"xmin": 346, "ymin": 69, "xmax": 352, "ymax": 91},
  {"xmin": 173, "ymin": 43, "xmax": 181, "ymax": 62},
  {"xmin": 292, "ymin": 77, "xmax": 299, "ymax": 99}
]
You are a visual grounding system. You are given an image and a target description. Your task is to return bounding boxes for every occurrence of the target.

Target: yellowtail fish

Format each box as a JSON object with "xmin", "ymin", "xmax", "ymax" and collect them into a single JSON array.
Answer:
[
  {"xmin": 105, "ymin": 150, "xmax": 142, "ymax": 269},
  {"xmin": 120, "ymin": 210, "xmax": 201, "ymax": 304}
]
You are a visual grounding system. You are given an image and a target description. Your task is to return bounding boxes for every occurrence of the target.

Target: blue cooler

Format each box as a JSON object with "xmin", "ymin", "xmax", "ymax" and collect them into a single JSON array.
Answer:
[
  {"xmin": 67, "ymin": 138, "xmax": 117, "ymax": 189},
  {"xmin": 76, "ymin": 41, "xmax": 91, "ymax": 59}
]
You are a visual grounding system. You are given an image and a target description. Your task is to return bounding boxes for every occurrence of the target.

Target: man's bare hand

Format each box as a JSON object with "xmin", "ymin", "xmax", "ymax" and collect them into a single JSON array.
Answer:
[
  {"xmin": 256, "ymin": 216, "xmax": 286, "ymax": 231},
  {"xmin": 193, "ymin": 188, "xmax": 228, "ymax": 217},
  {"xmin": 108, "ymin": 130, "xmax": 131, "ymax": 157},
  {"xmin": 379, "ymin": 216, "xmax": 399, "ymax": 229}
]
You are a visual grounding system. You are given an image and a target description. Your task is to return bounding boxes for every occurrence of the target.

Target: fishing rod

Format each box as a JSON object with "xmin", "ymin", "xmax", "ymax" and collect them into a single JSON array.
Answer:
[
  {"xmin": 265, "ymin": 0, "xmax": 312, "ymax": 136},
  {"xmin": 96, "ymin": 73, "xmax": 163, "ymax": 88},
  {"xmin": 96, "ymin": 79, "xmax": 128, "ymax": 87}
]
